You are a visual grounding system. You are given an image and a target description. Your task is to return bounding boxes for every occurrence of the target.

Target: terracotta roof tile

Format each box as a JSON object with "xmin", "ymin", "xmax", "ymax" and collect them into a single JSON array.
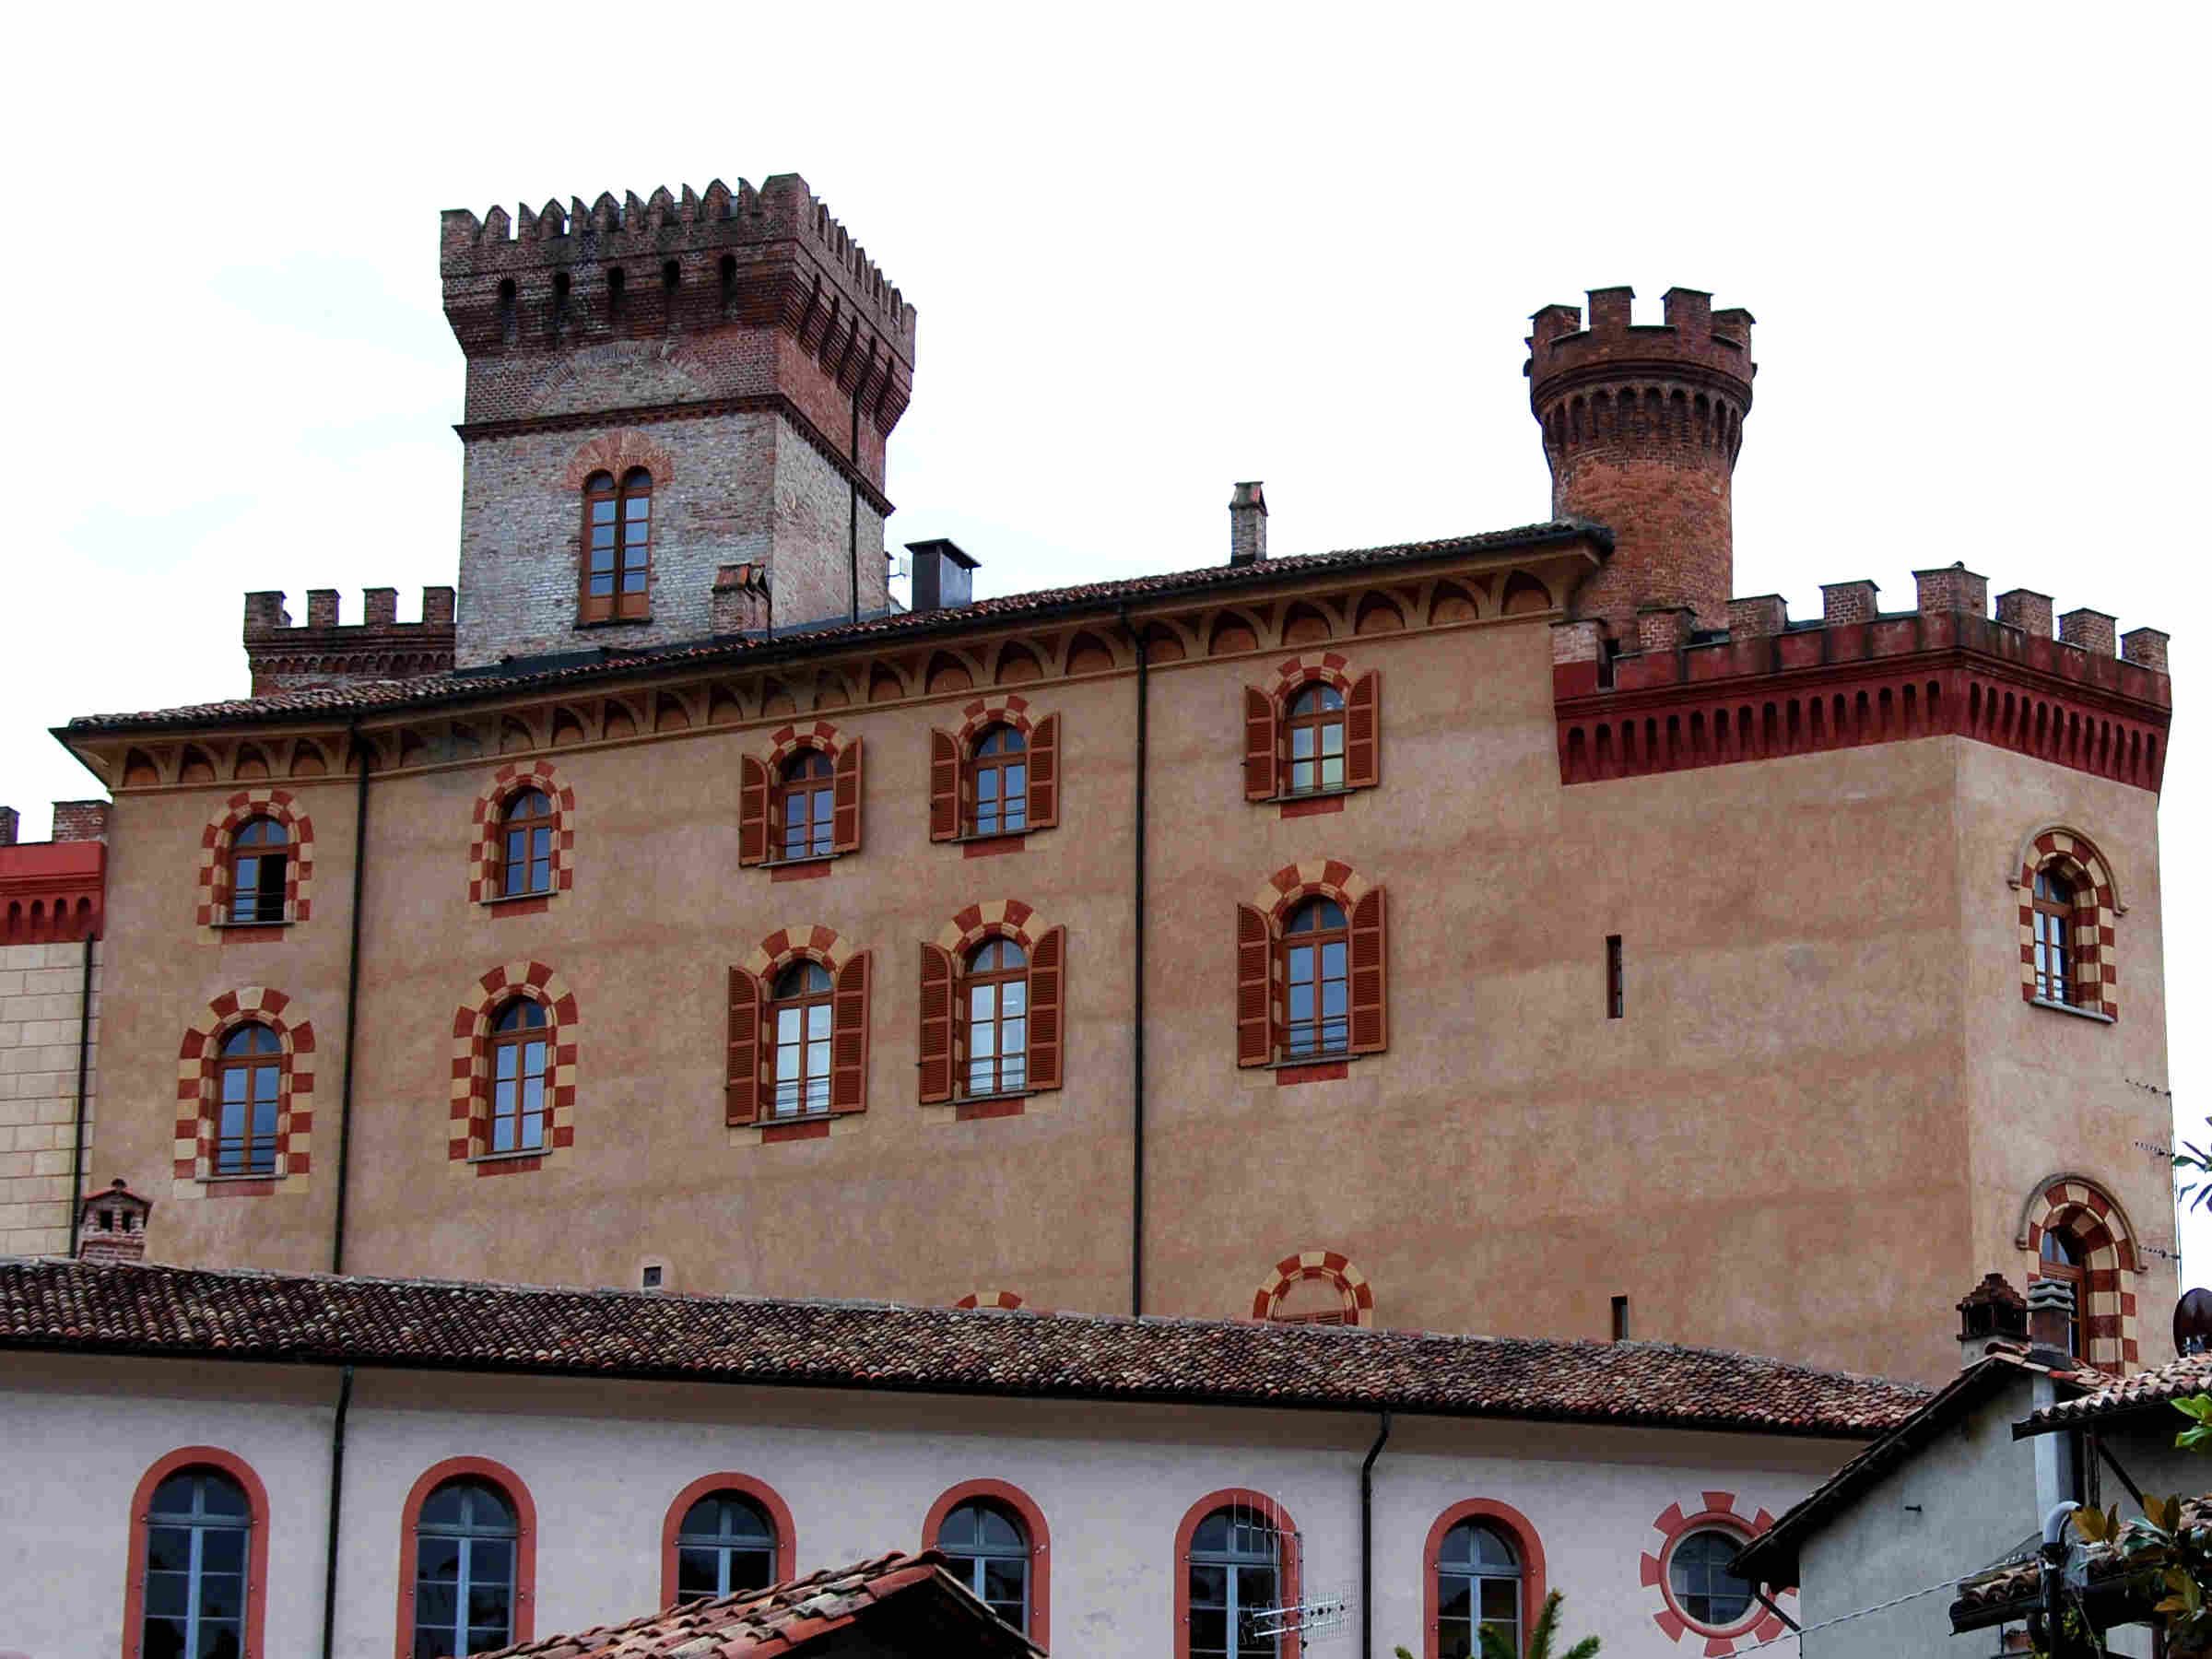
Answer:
[
  {"xmin": 63, "ymin": 520, "xmax": 1604, "ymax": 734},
  {"xmin": 2018, "ymin": 1350, "xmax": 2212, "ymax": 1434},
  {"xmin": 0, "ymin": 1258, "xmax": 1924, "ymax": 1435},
  {"xmin": 1948, "ymin": 1495, "xmax": 2212, "ymax": 1630},
  {"xmin": 476, "ymin": 1549, "xmax": 1039, "ymax": 1658}
]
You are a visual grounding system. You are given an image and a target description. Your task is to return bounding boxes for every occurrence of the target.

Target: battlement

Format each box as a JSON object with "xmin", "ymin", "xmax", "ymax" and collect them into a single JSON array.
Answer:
[
  {"xmin": 1526, "ymin": 286, "xmax": 1756, "ymax": 401},
  {"xmin": 1552, "ymin": 565, "xmax": 2171, "ymax": 791},
  {"xmin": 440, "ymin": 172, "xmax": 916, "ymax": 361},
  {"xmin": 242, "ymin": 586, "xmax": 456, "ymax": 697}
]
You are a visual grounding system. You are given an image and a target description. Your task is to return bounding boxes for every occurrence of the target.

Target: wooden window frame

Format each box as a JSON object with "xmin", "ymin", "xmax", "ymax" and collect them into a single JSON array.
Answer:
[
  {"xmin": 777, "ymin": 750, "xmax": 838, "ymax": 863},
  {"xmin": 487, "ymin": 998, "xmax": 551, "ymax": 1156},
  {"xmin": 1281, "ymin": 683, "xmax": 1348, "ymax": 797},
  {"xmin": 766, "ymin": 960, "xmax": 836, "ymax": 1120},
  {"xmin": 970, "ymin": 724, "xmax": 1030, "ymax": 838},
  {"xmin": 1238, "ymin": 887, "xmax": 1387, "ymax": 1067},
  {"xmin": 496, "ymin": 790, "xmax": 556, "ymax": 899},
  {"xmin": 930, "ymin": 715, "xmax": 1060, "ymax": 843},
  {"xmin": 394, "ymin": 1458, "xmax": 535, "ymax": 1659},
  {"xmin": 227, "ymin": 816, "xmax": 289, "ymax": 925},
  {"xmin": 924, "ymin": 1481, "xmax": 1051, "ymax": 1645},
  {"xmin": 920, "ymin": 926, "xmax": 1065, "ymax": 1103},
  {"xmin": 122, "ymin": 1447, "xmax": 271, "ymax": 1659},
  {"xmin": 739, "ymin": 739, "xmax": 863, "ymax": 866},
  {"xmin": 961, "ymin": 938, "xmax": 1031, "ymax": 1099},
  {"xmin": 2040, "ymin": 1227, "xmax": 2088, "ymax": 1359},
  {"xmin": 1420, "ymin": 1500, "xmax": 1547, "ymax": 1659},
  {"xmin": 578, "ymin": 466, "xmax": 653, "ymax": 624},
  {"xmin": 726, "ymin": 951, "xmax": 872, "ymax": 1125},
  {"xmin": 659, "ymin": 1474, "xmax": 796, "ymax": 1609},
  {"xmin": 1280, "ymin": 898, "xmax": 1351, "ymax": 1061},
  {"xmin": 213, "ymin": 1022, "xmax": 284, "ymax": 1178},
  {"xmin": 1244, "ymin": 671, "xmax": 1380, "ymax": 804},
  {"xmin": 2031, "ymin": 866, "xmax": 2077, "ymax": 1006}
]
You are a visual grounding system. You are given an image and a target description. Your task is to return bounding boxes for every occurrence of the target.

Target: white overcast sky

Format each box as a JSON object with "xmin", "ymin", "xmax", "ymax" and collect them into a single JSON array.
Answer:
[{"xmin": 4, "ymin": 5, "xmax": 2206, "ymax": 1284}]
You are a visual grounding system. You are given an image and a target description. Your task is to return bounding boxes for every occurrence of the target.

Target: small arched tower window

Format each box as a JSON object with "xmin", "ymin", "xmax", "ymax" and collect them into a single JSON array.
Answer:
[
  {"xmin": 216, "ymin": 1023, "xmax": 283, "ymax": 1176},
  {"xmin": 1436, "ymin": 1522, "xmax": 1522, "ymax": 1657},
  {"xmin": 675, "ymin": 1490, "xmax": 777, "ymax": 1602},
  {"xmin": 498, "ymin": 790, "xmax": 554, "ymax": 897},
  {"xmin": 2031, "ymin": 867, "xmax": 2077, "ymax": 1005},
  {"xmin": 940, "ymin": 1500, "xmax": 1032, "ymax": 1633},
  {"xmin": 496, "ymin": 277, "xmax": 517, "ymax": 344},
  {"xmin": 768, "ymin": 960, "xmax": 835, "ymax": 1119},
  {"xmin": 488, "ymin": 999, "xmax": 551, "ymax": 1154},
  {"xmin": 229, "ymin": 816, "xmax": 289, "ymax": 924},
  {"xmin": 580, "ymin": 467, "xmax": 653, "ymax": 623}
]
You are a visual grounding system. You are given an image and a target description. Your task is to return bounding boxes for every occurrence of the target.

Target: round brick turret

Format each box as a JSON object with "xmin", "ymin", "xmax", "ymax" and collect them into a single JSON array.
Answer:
[{"xmin": 1527, "ymin": 287, "xmax": 1755, "ymax": 634}]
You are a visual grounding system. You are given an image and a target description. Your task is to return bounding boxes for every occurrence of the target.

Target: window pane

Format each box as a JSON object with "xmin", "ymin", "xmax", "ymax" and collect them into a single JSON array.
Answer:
[
  {"xmin": 147, "ymin": 1524, "xmax": 194, "ymax": 1571},
  {"xmin": 1480, "ymin": 1578, "xmax": 1518, "ymax": 1619},
  {"xmin": 146, "ymin": 1566, "xmax": 191, "ymax": 1616},
  {"xmin": 1003, "ymin": 1018, "xmax": 1025, "ymax": 1058},
  {"xmin": 1002, "ymin": 981, "xmax": 1026, "ymax": 1016},
  {"xmin": 1439, "ymin": 1575, "xmax": 1472, "ymax": 1618},
  {"xmin": 807, "ymin": 1004, "xmax": 832, "ymax": 1039},
  {"xmin": 971, "ymin": 1019, "xmax": 995, "ymax": 1058}
]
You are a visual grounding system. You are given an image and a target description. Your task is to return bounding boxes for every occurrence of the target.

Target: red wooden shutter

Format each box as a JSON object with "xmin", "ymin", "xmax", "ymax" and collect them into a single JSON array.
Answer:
[
  {"xmin": 830, "ymin": 951, "xmax": 871, "ymax": 1113},
  {"xmin": 1028, "ymin": 714, "xmax": 1061, "ymax": 830},
  {"xmin": 1243, "ymin": 687, "xmax": 1277, "ymax": 800},
  {"xmin": 726, "ymin": 966, "xmax": 763, "ymax": 1124},
  {"xmin": 1349, "ymin": 887, "xmax": 1388, "ymax": 1053},
  {"xmin": 1346, "ymin": 670, "xmax": 1381, "ymax": 789},
  {"xmin": 1027, "ymin": 925, "xmax": 1066, "ymax": 1090},
  {"xmin": 918, "ymin": 942, "xmax": 957, "ymax": 1102},
  {"xmin": 929, "ymin": 729, "xmax": 960, "ymax": 841},
  {"xmin": 1236, "ymin": 903, "xmax": 1274, "ymax": 1066},
  {"xmin": 738, "ymin": 755, "xmax": 770, "ymax": 866},
  {"xmin": 832, "ymin": 738, "xmax": 864, "ymax": 853}
]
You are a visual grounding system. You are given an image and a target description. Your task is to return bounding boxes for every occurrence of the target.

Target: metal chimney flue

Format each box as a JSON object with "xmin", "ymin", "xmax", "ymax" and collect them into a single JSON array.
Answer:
[{"xmin": 906, "ymin": 539, "xmax": 979, "ymax": 614}]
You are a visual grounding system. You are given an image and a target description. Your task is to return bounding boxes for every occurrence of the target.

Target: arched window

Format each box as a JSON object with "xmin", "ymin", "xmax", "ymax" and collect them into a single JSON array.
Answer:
[
  {"xmin": 769, "ymin": 960, "xmax": 835, "ymax": 1118},
  {"xmin": 2041, "ymin": 1228, "xmax": 2087, "ymax": 1357},
  {"xmin": 971, "ymin": 724, "xmax": 1029, "ymax": 837},
  {"xmin": 215, "ymin": 1024, "xmax": 282, "ymax": 1176},
  {"xmin": 140, "ymin": 1467, "xmax": 253, "ymax": 1659},
  {"xmin": 674, "ymin": 1490, "xmax": 777, "ymax": 1602},
  {"xmin": 489, "ymin": 999, "xmax": 550, "ymax": 1154},
  {"xmin": 1666, "ymin": 1528, "xmax": 1755, "ymax": 1639},
  {"xmin": 939, "ymin": 1500, "xmax": 1031, "ymax": 1632},
  {"xmin": 780, "ymin": 750, "xmax": 836, "ymax": 861},
  {"xmin": 498, "ymin": 790, "xmax": 554, "ymax": 898},
  {"xmin": 1435, "ymin": 1523, "xmax": 1521, "ymax": 1659},
  {"xmin": 580, "ymin": 466, "xmax": 652, "ymax": 622},
  {"xmin": 1281, "ymin": 899, "xmax": 1349, "ymax": 1060},
  {"xmin": 1283, "ymin": 684, "xmax": 1346, "ymax": 796},
  {"xmin": 1187, "ymin": 1503, "xmax": 1284, "ymax": 1659},
  {"xmin": 2031, "ymin": 866, "xmax": 2076, "ymax": 1005},
  {"xmin": 228, "ymin": 817, "xmax": 288, "ymax": 924},
  {"xmin": 964, "ymin": 938, "xmax": 1030, "ymax": 1097},
  {"xmin": 410, "ymin": 1478, "xmax": 519, "ymax": 1658}
]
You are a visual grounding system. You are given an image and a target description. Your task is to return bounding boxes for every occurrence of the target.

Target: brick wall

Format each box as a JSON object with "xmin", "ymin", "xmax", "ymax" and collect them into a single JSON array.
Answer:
[{"xmin": 0, "ymin": 939, "xmax": 98, "ymax": 1256}]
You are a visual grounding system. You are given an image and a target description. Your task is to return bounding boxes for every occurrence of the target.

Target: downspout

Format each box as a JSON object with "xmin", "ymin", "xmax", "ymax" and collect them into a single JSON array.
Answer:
[
  {"xmin": 1360, "ymin": 1410, "xmax": 1393, "ymax": 1659},
  {"xmin": 331, "ymin": 724, "xmax": 371, "ymax": 1275},
  {"xmin": 64, "ymin": 930, "xmax": 96, "ymax": 1253},
  {"xmin": 318, "ymin": 1363, "xmax": 355, "ymax": 1659},
  {"xmin": 1118, "ymin": 607, "xmax": 1149, "ymax": 1316}
]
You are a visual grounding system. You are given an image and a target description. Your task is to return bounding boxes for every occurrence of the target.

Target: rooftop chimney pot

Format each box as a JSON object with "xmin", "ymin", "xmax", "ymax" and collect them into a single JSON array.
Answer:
[
  {"xmin": 1229, "ymin": 482, "xmax": 1268, "ymax": 567},
  {"xmin": 906, "ymin": 539, "xmax": 979, "ymax": 614}
]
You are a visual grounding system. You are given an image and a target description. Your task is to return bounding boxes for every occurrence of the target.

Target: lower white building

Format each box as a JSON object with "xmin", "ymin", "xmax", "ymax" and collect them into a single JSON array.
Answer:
[{"xmin": 0, "ymin": 1238, "xmax": 1926, "ymax": 1659}]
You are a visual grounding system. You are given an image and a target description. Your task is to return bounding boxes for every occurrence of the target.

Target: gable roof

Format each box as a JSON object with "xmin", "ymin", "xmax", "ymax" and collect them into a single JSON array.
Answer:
[
  {"xmin": 2017, "ymin": 1350, "xmax": 2212, "ymax": 1437},
  {"xmin": 0, "ymin": 1257, "xmax": 1925, "ymax": 1437},
  {"xmin": 477, "ymin": 1548, "xmax": 1040, "ymax": 1658},
  {"xmin": 1731, "ymin": 1348, "xmax": 2094, "ymax": 1588},
  {"xmin": 61, "ymin": 520, "xmax": 1604, "ymax": 735}
]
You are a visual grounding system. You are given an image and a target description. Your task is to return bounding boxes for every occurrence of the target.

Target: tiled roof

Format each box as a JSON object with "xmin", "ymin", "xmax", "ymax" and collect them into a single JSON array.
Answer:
[
  {"xmin": 2018, "ymin": 1351, "xmax": 2212, "ymax": 1435},
  {"xmin": 62, "ymin": 520, "xmax": 1604, "ymax": 733},
  {"xmin": 1732, "ymin": 1347, "xmax": 2093, "ymax": 1588},
  {"xmin": 1948, "ymin": 1495, "xmax": 2212, "ymax": 1630},
  {"xmin": 0, "ymin": 1258, "xmax": 1924, "ymax": 1436},
  {"xmin": 477, "ymin": 1548, "xmax": 1039, "ymax": 1658}
]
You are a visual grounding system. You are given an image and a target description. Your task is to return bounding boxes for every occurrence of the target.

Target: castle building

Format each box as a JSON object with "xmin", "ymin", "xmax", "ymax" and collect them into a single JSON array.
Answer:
[{"xmin": 45, "ymin": 173, "xmax": 2174, "ymax": 1400}]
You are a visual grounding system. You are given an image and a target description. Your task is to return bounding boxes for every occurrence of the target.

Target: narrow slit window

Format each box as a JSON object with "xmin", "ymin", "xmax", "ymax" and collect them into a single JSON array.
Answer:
[
  {"xmin": 1606, "ymin": 935, "xmax": 1624, "ymax": 1019},
  {"xmin": 1611, "ymin": 1294, "xmax": 1630, "ymax": 1341}
]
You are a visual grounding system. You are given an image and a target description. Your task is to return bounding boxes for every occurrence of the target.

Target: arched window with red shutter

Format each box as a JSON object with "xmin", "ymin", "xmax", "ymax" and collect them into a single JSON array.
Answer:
[
  {"xmin": 1236, "ymin": 868, "xmax": 1387, "ymax": 1068},
  {"xmin": 725, "ymin": 934, "xmax": 872, "ymax": 1127},
  {"xmin": 1242, "ymin": 662, "xmax": 1381, "ymax": 805},
  {"xmin": 929, "ymin": 707, "xmax": 1060, "ymax": 843},
  {"xmin": 920, "ymin": 912, "xmax": 1065, "ymax": 1107},
  {"xmin": 739, "ymin": 731, "xmax": 865, "ymax": 868}
]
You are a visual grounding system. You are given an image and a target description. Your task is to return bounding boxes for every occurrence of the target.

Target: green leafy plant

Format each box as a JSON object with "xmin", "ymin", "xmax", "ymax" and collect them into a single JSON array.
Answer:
[
  {"xmin": 1395, "ymin": 1588, "xmax": 1599, "ymax": 1659},
  {"xmin": 2174, "ymin": 1395, "xmax": 2212, "ymax": 1454},
  {"xmin": 2065, "ymin": 1482, "xmax": 2212, "ymax": 1654},
  {"xmin": 2175, "ymin": 1136, "xmax": 2212, "ymax": 1215}
]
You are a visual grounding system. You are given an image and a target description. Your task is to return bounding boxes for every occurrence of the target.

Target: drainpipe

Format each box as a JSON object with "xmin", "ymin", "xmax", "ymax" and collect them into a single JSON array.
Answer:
[
  {"xmin": 64, "ymin": 930, "xmax": 96, "ymax": 1254},
  {"xmin": 319, "ymin": 1364, "xmax": 355, "ymax": 1659},
  {"xmin": 330, "ymin": 724, "xmax": 371, "ymax": 1275},
  {"xmin": 1117, "ymin": 607, "xmax": 1149, "ymax": 1316},
  {"xmin": 1360, "ymin": 1410, "xmax": 1393, "ymax": 1659}
]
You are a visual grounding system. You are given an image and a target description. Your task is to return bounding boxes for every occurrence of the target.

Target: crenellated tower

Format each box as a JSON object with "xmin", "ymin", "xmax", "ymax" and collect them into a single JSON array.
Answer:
[
  {"xmin": 1527, "ymin": 287, "xmax": 1754, "ymax": 634},
  {"xmin": 440, "ymin": 175, "xmax": 919, "ymax": 666}
]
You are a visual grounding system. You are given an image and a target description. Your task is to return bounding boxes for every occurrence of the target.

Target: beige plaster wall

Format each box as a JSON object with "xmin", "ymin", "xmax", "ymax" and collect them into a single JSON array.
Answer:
[
  {"xmin": 0, "ymin": 938, "xmax": 98, "ymax": 1254},
  {"xmin": 0, "ymin": 1351, "xmax": 1853, "ymax": 1659},
  {"xmin": 79, "ymin": 603, "xmax": 2173, "ymax": 1385}
]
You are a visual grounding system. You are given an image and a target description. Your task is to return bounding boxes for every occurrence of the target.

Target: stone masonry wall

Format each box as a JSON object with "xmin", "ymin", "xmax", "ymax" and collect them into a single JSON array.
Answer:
[
  {"xmin": 455, "ymin": 411, "xmax": 887, "ymax": 667},
  {"xmin": 0, "ymin": 939, "xmax": 98, "ymax": 1255}
]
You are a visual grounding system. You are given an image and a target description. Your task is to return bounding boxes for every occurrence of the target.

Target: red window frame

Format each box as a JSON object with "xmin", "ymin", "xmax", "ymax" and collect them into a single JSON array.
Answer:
[
  {"xmin": 924, "ymin": 1479, "xmax": 1052, "ymax": 1648},
  {"xmin": 1420, "ymin": 1500, "xmax": 1547, "ymax": 1659},
  {"xmin": 659, "ymin": 1473, "xmax": 797, "ymax": 1608},
  {"xmin": 122, "ymin": 1446, "xmax": 272, "ymax": 1659},
  {"xmin": 394, "ymin": 1457, "xmax": 535, "ymax": 1659}
]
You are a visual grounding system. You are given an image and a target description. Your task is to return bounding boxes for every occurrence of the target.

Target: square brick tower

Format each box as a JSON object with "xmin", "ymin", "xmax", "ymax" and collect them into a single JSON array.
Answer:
[{"xmin": 440, "ymin": 176, "xmax": 917, "ymax": 667}]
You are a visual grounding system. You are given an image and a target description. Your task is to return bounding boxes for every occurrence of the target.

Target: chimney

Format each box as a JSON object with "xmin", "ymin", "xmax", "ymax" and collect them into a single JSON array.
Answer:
[
  {"xmin": 76, "ymin": 1178, "xmax": 153, "ymax": 1265},
  {"xmin": 1229, "ymin": 482, "xmax": 1268, "ymax": 566},
  {"xmin": 906, "ymin": 539, "xmax": 978, "ymax": 614},
  {"xmin": 51, "ymin": 800, "xmax": 111, "ymax": 844},
  {"xmin": 0, "ymin": 806, "xmax": 16, "ymax": 847},
  {"xmin": 2026, "ymin": 1277, "xmax": 2077, "ymax": 1359},
  {"xmin": 712, "ymin": 562, "xmax": 772, "ymax": 634},
  {"xmin": 1956, "ymin": 1273, "xmax": 2029, "ymax": 1367}
]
